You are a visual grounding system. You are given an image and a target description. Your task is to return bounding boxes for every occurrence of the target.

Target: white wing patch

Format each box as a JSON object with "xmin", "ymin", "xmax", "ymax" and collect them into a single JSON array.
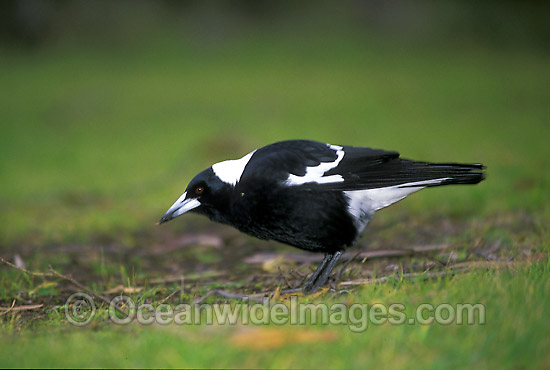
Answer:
[
  {"xmin": 285, "ymin": 144, "xmax": 345, "ymax": 186},
  {"xmin": 211, "ymin": 150, "xmax": 256, "ymax": 186},
  {"xmin": 344, "ymin": 177, "xmax": 451, "ymax": 231}
]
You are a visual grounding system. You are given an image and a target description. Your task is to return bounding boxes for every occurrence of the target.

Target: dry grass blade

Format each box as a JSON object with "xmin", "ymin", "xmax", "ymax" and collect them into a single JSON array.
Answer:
[{"xmin": 0, "ymin": 303, "xmax": 44, "ymax": 315}]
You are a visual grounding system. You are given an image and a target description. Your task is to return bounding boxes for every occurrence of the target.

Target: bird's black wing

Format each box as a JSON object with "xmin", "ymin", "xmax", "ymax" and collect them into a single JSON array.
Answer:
[
  {"xmin": 241, "ymin": 139, "xmax": 483, "ymax": 191},
  {"xmin": 239, "ymin": 140, "xmax": 400, "ymax": 188}
]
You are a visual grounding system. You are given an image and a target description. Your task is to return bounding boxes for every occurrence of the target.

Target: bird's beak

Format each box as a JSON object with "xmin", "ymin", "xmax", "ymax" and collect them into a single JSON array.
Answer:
[{"xmin": 159, "ymin": 192, "xmax": 201, "ymax": 224}]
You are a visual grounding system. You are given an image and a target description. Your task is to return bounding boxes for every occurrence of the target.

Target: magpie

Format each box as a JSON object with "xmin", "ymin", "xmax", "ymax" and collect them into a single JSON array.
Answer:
[{"xmin": 159, "ymin": 140, "xmax": 485, "ymax": 294}]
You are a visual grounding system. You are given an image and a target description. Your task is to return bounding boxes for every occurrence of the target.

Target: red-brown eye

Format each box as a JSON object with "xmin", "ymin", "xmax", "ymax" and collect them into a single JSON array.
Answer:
[{"xmin": 195, "ymin": 186, "xmax": 204, "ymax": 195}]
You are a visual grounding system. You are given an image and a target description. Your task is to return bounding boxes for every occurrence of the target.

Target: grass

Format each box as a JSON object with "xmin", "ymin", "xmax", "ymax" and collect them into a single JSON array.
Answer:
[
  {"xmin": 1, "ymin": 27, "xmax": 549, "ymax": 369},
  {"xmin": 1, "ymin": 264, "xmax": 549, "ymax": 369}
]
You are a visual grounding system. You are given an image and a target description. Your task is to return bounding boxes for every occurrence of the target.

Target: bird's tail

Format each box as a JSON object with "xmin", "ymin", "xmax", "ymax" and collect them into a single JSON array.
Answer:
[
  {"xmin": 337, "ymin": 159, "xmax": 485, "ymax": 213},
  {"xmin": 395, "ymin": 160, "xmax": 486, "ymax": 188}
]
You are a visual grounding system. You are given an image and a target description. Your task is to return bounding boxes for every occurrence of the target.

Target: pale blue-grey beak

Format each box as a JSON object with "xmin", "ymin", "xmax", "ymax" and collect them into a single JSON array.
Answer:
[{"xmin": 159, "ymin": 192, "xmax": 201, "ymax": 224}]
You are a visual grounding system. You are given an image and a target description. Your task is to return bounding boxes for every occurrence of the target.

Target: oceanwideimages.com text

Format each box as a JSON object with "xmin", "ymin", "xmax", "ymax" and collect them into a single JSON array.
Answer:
[{"xmin": 65, "ymin": 293, "xmax": 485, "ymax": 333}]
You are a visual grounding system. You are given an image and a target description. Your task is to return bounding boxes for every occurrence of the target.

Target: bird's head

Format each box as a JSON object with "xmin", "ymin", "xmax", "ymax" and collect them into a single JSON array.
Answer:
[{"xmin": 159, "ymin": 168, "xmax": 231, "ymax": 224}]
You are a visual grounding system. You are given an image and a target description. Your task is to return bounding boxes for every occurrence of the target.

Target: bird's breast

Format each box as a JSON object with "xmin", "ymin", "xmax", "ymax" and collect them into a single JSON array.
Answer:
[{"xmin": 227, "ymin": 185, "xmax": 358, "ymax": 253}]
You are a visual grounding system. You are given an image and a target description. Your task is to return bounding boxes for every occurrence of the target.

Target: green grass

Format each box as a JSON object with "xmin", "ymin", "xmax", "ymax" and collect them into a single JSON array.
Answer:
[
  {"xmin": 1, "ymin": 263, "xmax": 549, "ymax": 369},
  {"xmin": 1, "ymin": 28, "xmax": 549, "ymax": 369}
]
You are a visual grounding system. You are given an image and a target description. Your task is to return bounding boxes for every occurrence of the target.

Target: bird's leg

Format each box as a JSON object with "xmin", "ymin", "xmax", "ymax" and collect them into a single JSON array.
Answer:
[
  {"xmin": 302, "ymin": 251, "xmax": 343, "ymax": 294},
  {"xmin": 302, "ymin": 253, "xmax": 332, "ymax": 293},
  {"xmin": 310, "ymin": 251, "xmax": 342, "ymax": 292}
]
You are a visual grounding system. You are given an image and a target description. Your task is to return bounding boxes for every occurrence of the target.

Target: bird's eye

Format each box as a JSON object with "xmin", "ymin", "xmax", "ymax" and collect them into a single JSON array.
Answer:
[{"xmin": 195, "ymin": 186, "xmax": 204, "ymax": 195}]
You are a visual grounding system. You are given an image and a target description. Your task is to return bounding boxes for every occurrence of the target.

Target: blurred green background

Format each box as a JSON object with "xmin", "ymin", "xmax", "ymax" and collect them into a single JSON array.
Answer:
[
  {"xmin": 1, "ymin": 0, "xmax": 549, "ymax": 246},
  {"xmin": 1, "ymin": 1, "xmax": 549, "ymax": 368}
]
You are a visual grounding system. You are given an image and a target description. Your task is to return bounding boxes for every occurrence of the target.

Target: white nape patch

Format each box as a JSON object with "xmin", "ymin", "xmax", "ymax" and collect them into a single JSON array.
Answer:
[
  {"xmin": 285, "ymin": 144, "xmax": 345, "ymax": 186},
  {"xmin": 344, "ymin": 177, "xmax": 451, "ymax": 231},
  {"xmin": 211, "ymin": 150, "xmax": 256, "ymax": 186}
]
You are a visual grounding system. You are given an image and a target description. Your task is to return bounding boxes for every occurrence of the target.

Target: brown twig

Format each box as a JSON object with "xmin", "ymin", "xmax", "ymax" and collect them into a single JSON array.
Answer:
[
  {"xmin": 0, "ymin": 257, "xmax": 126, "ymax": 316},
  {"xmin": 278, "ymin": 266, "xmax": 295, "ymax": 289},
  {"xmin": 0, "ymin": 257, "xmax": 52, "ymax": 277}
]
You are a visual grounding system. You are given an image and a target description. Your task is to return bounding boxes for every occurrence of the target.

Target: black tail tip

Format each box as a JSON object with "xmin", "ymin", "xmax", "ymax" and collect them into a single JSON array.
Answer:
[{"xmin": 475, "ymin": 163, "xmax": 486, "ymax": 170}]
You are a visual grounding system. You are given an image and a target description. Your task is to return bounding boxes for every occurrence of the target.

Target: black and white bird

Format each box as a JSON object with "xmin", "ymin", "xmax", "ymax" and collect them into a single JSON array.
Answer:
[{"xmin": 159, "ymin": 140, "xmax": 485, "ymax": 293}]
